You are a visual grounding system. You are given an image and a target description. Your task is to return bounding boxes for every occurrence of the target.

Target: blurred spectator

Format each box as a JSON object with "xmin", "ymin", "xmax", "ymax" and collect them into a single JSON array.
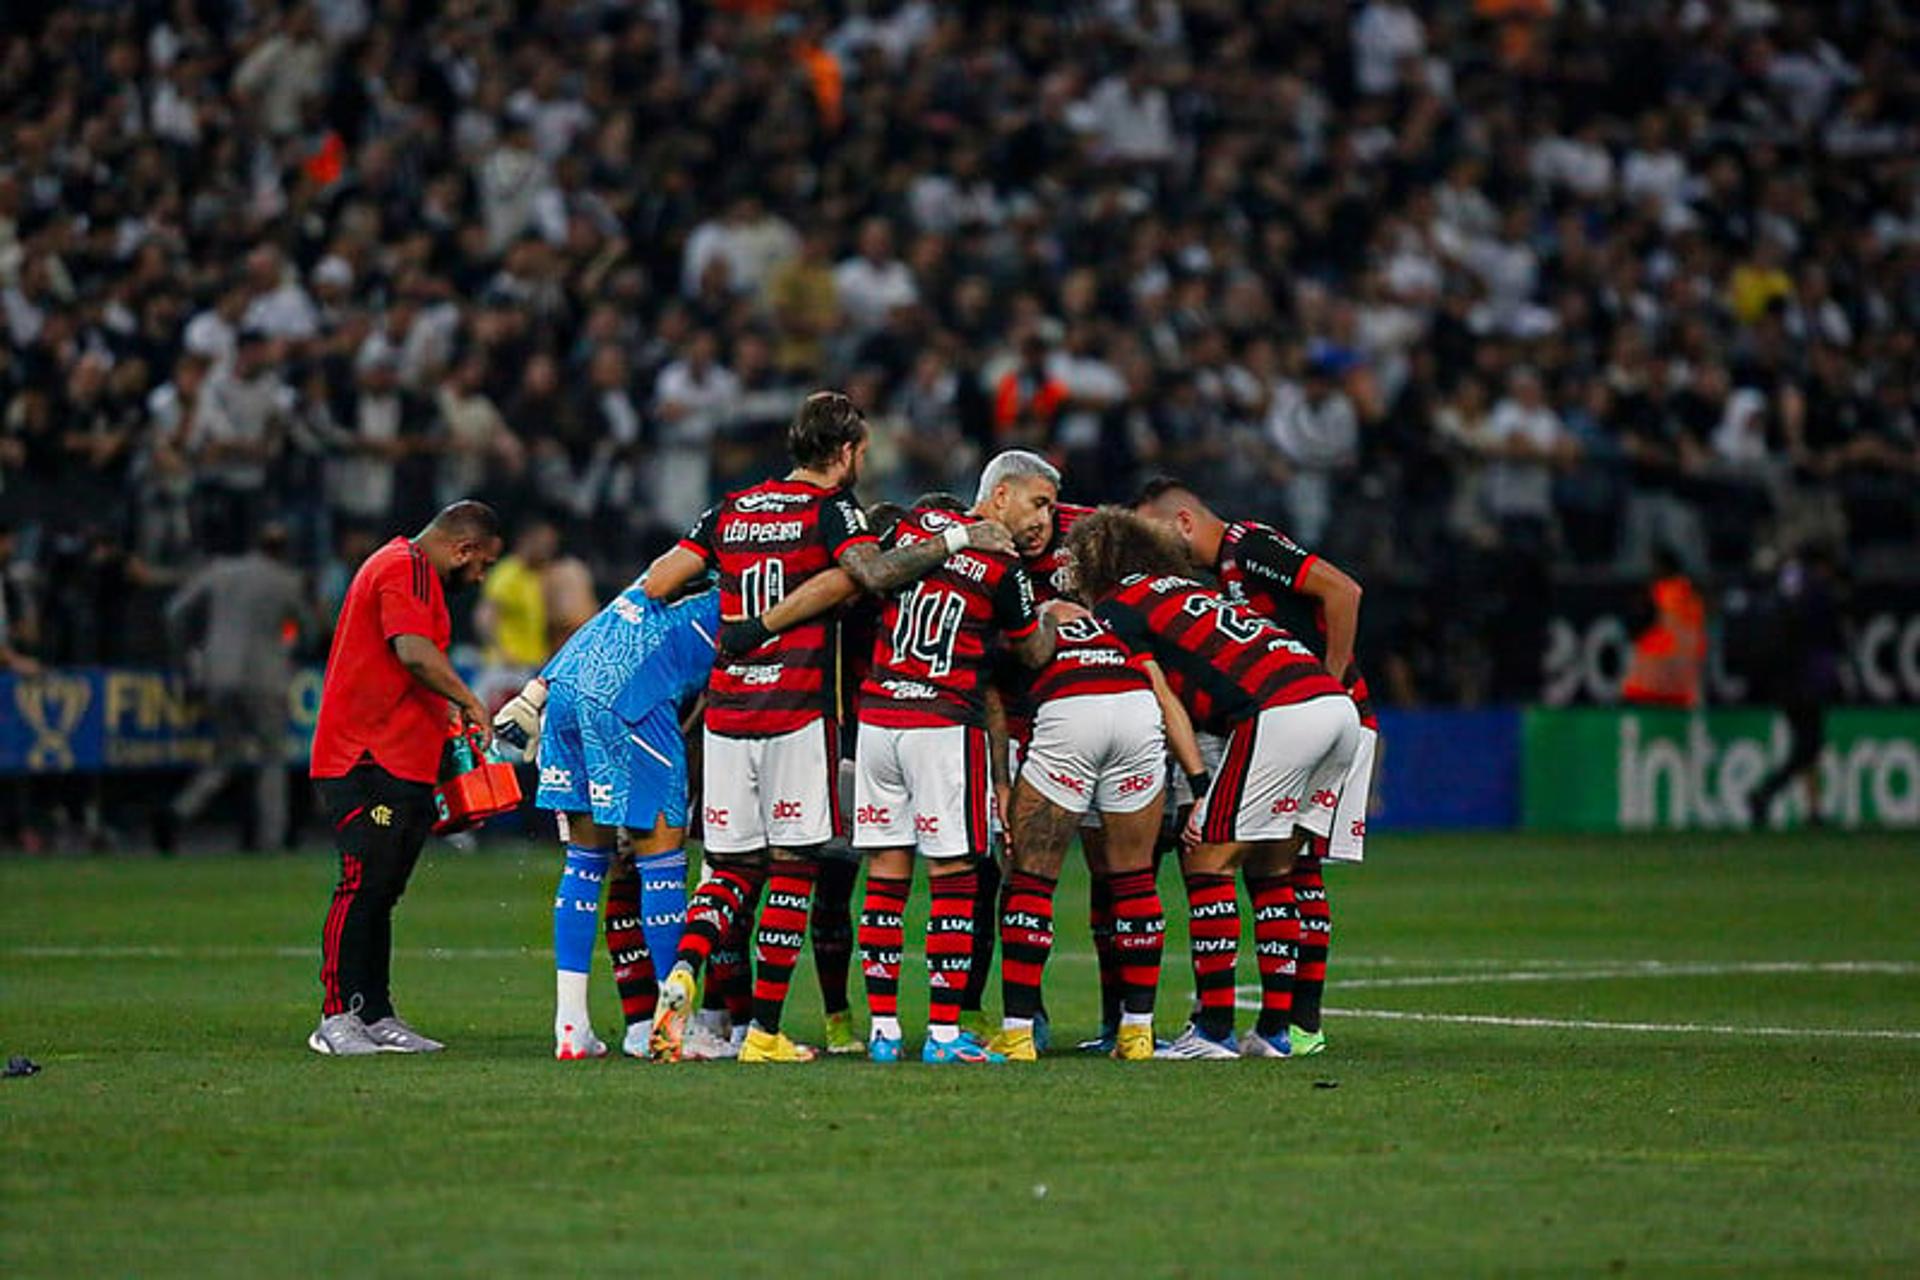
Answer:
[{"xmin": 476, "ymin": 520, "xmax": 560, "ymax": 672}]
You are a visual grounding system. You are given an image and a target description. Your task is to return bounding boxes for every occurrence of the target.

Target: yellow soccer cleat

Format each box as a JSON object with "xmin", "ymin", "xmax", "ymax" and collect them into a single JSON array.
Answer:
[
  {"xmin": 1112, "ymin": 1023, "xmax": 1155, "ymax": 1061},
  {"xmin": 987, "ymin": 1027, "xmax": 1039, "ymax": 1062},
  {"xmin": 738, "ymin": 1027, "xmax": 819, "ymax": 1063},
  {"xmin": 649, "ymin": 964, "xmax": 697, "ymax": 1062}
]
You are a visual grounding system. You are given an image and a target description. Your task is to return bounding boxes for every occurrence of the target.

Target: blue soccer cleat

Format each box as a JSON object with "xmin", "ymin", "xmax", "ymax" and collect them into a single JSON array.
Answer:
[
  {"xmin": 1033, "ymin": 1010, "xmax": 1053, "ymax": 1054},
  {"xmin": 1076, "ymin": 1023, "xmax": 1118, "ymax": 1055},
  {"xmin": 922, "ymin": 1031, "xmax": 1006, "ymax": 1065},
  {"xmin": 868, "ymin": 1032, "xmax": 904, "ymax": 1063},
  {"xmin": 1240, "ymin": 1029, "xmax": 1293, "ymax": 1059}
]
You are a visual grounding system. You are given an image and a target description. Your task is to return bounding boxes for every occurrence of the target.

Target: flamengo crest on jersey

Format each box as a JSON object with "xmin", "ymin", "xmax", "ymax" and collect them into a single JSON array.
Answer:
[
  {"xmin": 1093, "ymin": 572, "xmax": 1345, "ymax": 734},
  {"xmin": 859, "ymin": 508, "xmax": 1040, "ymax": 730},
  {"xmin": 679, "ymin": 480, "xmax": 873, "ymax": 736}
]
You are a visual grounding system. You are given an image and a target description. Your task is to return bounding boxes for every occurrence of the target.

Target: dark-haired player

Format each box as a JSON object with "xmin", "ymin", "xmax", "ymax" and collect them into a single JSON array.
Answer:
[
  {"xmin": 643, "ymin": 392, "xmax": 1015, "ymax": 1063},
  {"xmin": 1136, "ymin": 479, "xmax": 1372, "ymax": 1056},
  {"xmin": 1067, "ymin": 508, "xmax": 1360, "ymax": 1060},
  {"xmin": 853, "ymin": 450, "xmax": 1073, "ymax": 1064}
]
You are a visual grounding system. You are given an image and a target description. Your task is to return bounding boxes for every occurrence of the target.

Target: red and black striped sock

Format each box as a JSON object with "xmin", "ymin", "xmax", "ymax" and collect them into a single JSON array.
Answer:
[
  {"xmin": 810, "ymin": 857, "xmax": 857, "ymax": 1016},
  {"xmin": 1290, "ymin": 852, "xmax": 1331, "ymax": 1033},
  {"xmin": 962, "ymin": 853, "xmax": 1001, "ymax": 1014},
  {"xmin": 999, "ymin": 869, "xmax": 1058, "ymax": 1022},
  {"xmin": 1108, "ymin": 867, "xmax": 1165, "ymax": 1018},
  {"xmin": 674, "ymin": 864, "xmax": 762, "ymax": 974},
  {"xmin": 714, "ymin": 879, "xmax": 760, "ymax": 1025},
  {"xmin": 1184, "ymin": 871, "xmax": 1240, "ymax": 1040},
  {"xmin": 603, "ymin": 859, "xmax": 657, "ymax": 1026},
  {"xmin": 1089, "ymin": 870, "xmax": 1121, "ymax": 1029},
  {"xmin": 1247, "ymin": 874, "xmax": 1299, "ymax": 1038},
  {"xmin": 926, "ymin": 870, "xmax": 979, "ymax": 1032},
  {"xmin": 858, "ymin": 874, "xmax": 911, "ymax": 1025},
  {"xmin": 750, "ymin": 860, "xmax": 818, "ymax": 1034}
]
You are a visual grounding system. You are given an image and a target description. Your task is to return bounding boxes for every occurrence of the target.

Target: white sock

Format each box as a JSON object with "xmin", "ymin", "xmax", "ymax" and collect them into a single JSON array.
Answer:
[
  {"xmin": 555, "ymin": 971, "xmax": 590, "ymax": 1038},
  {"xmin": 1121, "ymin": 1011, "xmax": 1153, "ymax": 1029},
  {"xmin": 928, "ymin": 1023, "xmax": 960, "ymax": 1044},
  {"xmin": 871, "ymin": 1015, "xmax": 902, "ymax": 1041},
  {"xmin": 1003, "ymin": 1016, "xmax": 1035, "ymax": 1032}
]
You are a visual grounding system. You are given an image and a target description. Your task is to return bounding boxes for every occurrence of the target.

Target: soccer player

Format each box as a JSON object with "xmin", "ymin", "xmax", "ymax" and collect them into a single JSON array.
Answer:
[
  {"xmin": 853, "ymin": 450, "xmax": 1073, "ymax": 1064},
  {"xmin": 1066, "ymin": 508, "xmax": 1361, "ymax": 1060},
  {"xmin": 1136, "ymin": 479, "xmax": 1375, "ymax": 1055},
  {"xmin": 642, "ymin": 392, "xmax": 1016, "ymax": 1063},
  {"xmin": 308, "ymin": 501, "xmax": 502, "ymax": 1056},
  {"xmin": 495, "ymin": 565, "xmax": 862, "ymax": 1060},
  {"xmin": 990, "ymin": 602, "xmax": 1206, "ymax": 1062}
]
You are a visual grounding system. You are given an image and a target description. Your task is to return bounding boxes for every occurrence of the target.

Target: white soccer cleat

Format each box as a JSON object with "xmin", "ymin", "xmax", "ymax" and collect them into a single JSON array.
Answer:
[
  {"xmin": 621, "ymin": 1020, "xmax": 654, "ymax": 1059},
  {"xmin": 682, "ymin": 1018, "xmax": 739, "ymax": 1061},
  {"xmin": 364, "ymin": 1014, "xmax": 445, "ymax": 1053},
  {"xmin": 1153, "ymin": 1022, "xmax": 1241, "ymax": 1061},
  {"xmin": 555, "ymin": 1023, "xmax": 609, "ymax": 1061},
  {"xmin": 308, "ymin": 1013, "xmax": 380, "ymax": 1056}
]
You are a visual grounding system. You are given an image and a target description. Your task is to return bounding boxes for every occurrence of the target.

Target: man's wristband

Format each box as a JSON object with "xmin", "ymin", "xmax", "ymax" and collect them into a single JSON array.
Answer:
[
  {"xmin": 1186, "ymin": 770, "xmax": 1212, "ymax": 798},
  {"xmin": 719, "ymin": 617, "xmax": 771, "ymax": 657},
  {"xmin": 942, "ymin": 524, "xmax": 969, "ymax": 555}
]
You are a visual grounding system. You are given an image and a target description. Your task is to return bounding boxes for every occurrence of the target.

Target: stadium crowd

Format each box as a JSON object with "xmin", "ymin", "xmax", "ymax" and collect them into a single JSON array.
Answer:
[{"xmin": 2, "ymin": 0, "xmax": 1918, "ymax": 707}]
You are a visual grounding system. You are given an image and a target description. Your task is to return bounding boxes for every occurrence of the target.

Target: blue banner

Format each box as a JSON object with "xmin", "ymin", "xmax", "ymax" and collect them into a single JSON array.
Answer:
[
  {"xmin": 1370, "ymin": 708, "xmax": 1521, "ymax": 831},
  {"xmin": 0, "ymin": 668, "xmax": 324, "ymax": 775}
]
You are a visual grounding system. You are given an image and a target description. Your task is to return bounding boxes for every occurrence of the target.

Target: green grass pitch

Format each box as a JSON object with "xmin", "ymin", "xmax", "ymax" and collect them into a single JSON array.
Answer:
[{"xmin": 3, "ymin": 832, "xmax": 1918, "ymax": 1276}]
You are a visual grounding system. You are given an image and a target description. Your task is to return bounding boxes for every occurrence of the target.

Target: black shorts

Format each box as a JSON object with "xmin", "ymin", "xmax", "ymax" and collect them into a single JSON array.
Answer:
[{"xmin": 316, "ymin": 763, "xmax": 435, "ymax": 862}]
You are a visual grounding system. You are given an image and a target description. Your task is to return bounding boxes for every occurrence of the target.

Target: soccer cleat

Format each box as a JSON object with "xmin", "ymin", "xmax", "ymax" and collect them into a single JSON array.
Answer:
[
  {"xmin": 650, "ymin": 963, "xmax": 697, "ymax": 1062},
  {"xmin": 682, "ymin": 1019, "xmax": 739, "ymax": 1061},
  {"xmin": 987, "ymin": 1027, "xmax": 1038, "ymax": 1062},
  {"xmin": 1112, "ymin": 1023, "xmax": 1155, "ymax": 1061},
  {"xmin": 1153, "ymin": 1022, "xmax": 1240, "ymax": 1061},
  {"xmin": 555, "ymin": 1023, "xmax": 608, "ymax": 1061},
  {"xmin": 739, "ymin": 1028, "xmax": 819, "ymax": 1063},
  {"xmin": 307, "ymin": 1013, "xmax": 380, "ymax": 1057},
  {"xmin": 922, "ymin": 1031, "xmax": 1007, "ymax": 1065},
  {"xmin": 363, "ymin": 1014, "xmax": 445, "ymax": 1054},
  {"xmin": 621, "ymin": 1021, "xmax": 654, "ymax": 1059},
  {"xmin": 1033, "ymin": 1010, "xmax": 1052, "ymax": 1054},
  {"xmin": 1076, "ymin": 1024, "xmax": 1118, "ymax": 1055},
  {"xmin": 822, "ymin": 1010, "xmax": 863, "ymax": 1056},
  {"xmin": 959, "ymin": 1009, "xmax": 996, "ymax": 1043},
  {"xmin": 1289, "ymin": 1025, "xmax": 1327, "ymax": 1057},
  {"xmin": 1240, "ymin": 1029, "xmax": 1293, "ymax": 1059},
  {"xmin": 867, "ymin": 1032, "xmax": 904, "ymax": 1063}
]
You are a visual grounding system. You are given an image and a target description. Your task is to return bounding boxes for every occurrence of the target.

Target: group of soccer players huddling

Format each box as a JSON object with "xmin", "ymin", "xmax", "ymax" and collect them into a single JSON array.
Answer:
[{"xmin": 495, "ymin": 390, "xmax": 1377, "ymax": 1066}]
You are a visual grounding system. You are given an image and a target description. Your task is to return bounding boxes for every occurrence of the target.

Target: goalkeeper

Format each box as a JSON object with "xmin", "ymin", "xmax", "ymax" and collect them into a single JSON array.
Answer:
[{"xmin": 493, "ymin": 569, "xmax": 850, "ymax": 1060}]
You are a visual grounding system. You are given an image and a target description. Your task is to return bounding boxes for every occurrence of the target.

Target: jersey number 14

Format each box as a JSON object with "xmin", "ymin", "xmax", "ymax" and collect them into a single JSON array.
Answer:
[{"xmin": 890, "ymin": 583, "xmax": 966, "ymax": 678}]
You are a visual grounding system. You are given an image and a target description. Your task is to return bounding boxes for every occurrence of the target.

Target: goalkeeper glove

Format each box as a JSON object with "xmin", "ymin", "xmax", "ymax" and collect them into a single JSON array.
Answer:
[{"xmin": 492, "ymin": 679, "xmax": 548, "ymax": 761}]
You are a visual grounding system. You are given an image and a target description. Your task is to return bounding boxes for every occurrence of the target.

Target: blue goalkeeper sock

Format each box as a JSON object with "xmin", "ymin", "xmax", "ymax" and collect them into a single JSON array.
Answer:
[
  {"xmin": 638, "ymin": 849, "xmax": 688, "ymax": 976},
  {"xmin": 554, "ymin": 844, "xmax": 612, "ymax": 976}
]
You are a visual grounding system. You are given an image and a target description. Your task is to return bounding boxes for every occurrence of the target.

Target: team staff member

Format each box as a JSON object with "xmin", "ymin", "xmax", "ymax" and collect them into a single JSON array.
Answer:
[{"xmin": 307, "ymin": 501, "xmax": 503, "ymax": 1056}]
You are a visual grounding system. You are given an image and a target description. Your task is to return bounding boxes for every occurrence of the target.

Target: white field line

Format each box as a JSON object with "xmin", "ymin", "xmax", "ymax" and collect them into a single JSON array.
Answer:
[
  {"xmin": 1309, "ymin": 1006, "xmax": 1920, "ymax": 1042},
  {"xmin": 1334, "ymin": 960, "xmax": 1920, "ymax": 989}
]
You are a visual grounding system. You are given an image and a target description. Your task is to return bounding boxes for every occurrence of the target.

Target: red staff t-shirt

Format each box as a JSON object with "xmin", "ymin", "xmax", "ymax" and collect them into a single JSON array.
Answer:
[{"xmin": 310, "ymin": 538, "xmax": 452, "ymax": 783}]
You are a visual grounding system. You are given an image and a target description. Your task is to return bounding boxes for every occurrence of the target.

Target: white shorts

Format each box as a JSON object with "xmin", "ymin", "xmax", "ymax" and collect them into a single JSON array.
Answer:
[
  {"xmin": 1021, "ymin": 690, "xmax": 1165, "ymax": 817},
  {"xmin": 1324, "ymin": 726, "xmax": 1378, "ymax": 863},
  {"xmin": 1189, "ymin": 696, "xmax": 1361, "ymax": 846},
  {"xmin": 852, "ymin": 722, "xmax": 992, "ymax": 859},
  {"xmin": 701, "ymin": 721, "xmax": 840, "ymax": 853}
]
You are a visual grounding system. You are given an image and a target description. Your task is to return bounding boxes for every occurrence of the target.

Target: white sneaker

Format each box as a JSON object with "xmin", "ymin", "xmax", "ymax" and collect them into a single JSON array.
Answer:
[
  {"xmin": 682, "ymin": 1019, "xmax": 739, "ymax": 1061},
  {"xmin": 1153, "ymin": 1022, "xmax": 1241, "ymax": 1060},
  {"xmin": 363, "ymin": 1014, "xmax": 445, "ymax": 1054},
  {"xmin": 621, "ymin": 1020, "xmax": 653, "ymax": 1059},
  {"xmin": 555, "ymin": 1022, "xmax": 608, "ymax": 1061},
  {"xmin": 308, "ymin": 1013, "xmax": 380, "ymax": 1056}
]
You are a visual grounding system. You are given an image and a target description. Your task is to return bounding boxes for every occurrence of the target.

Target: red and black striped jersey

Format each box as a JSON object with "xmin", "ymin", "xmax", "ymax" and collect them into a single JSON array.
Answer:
[
  {"xmin": 860, "ymin": 508, "xmax": 1040, "ymax": 730},
  {"xmin": 997, "ymin": 501, "xmax": 1095, "ymax": 741},
  {"xmin": 1216, "ymin": 519, "xmax": 1376, "ymax": 729},
  {"xmin": 1029, "ymin": 615, "xmax": 1152, "ymax": 705},
  {"xmin": 1094, "ymin": 572, "xmax": 1344, "ymax": 734},
  {"xmin": 679, "ymin": 479, "xmax": 874, "ymax": 736}
]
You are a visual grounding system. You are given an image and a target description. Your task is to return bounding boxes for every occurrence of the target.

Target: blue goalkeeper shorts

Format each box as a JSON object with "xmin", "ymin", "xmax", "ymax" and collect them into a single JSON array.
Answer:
[{"xmin": 535, "ymin": 680, "xmax": 689, "ymax": 832}]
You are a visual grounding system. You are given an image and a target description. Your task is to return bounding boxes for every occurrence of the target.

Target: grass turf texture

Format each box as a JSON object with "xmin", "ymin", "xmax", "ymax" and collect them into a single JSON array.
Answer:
[{"xmin": 3, "ymin": 832, "xmax": 1918, "ymax": 1277}]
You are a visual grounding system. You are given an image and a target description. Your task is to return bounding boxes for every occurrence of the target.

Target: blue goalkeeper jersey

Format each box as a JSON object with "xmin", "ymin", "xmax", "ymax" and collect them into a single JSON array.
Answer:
[{"xmin": 541, "ymin": 585, "xmax": 719, "ymax": 723}]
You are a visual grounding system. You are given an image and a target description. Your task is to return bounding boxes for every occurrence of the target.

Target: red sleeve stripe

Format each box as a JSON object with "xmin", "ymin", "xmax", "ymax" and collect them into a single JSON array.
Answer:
[
  {"xmin": 675, "ymin": 538, "xmax": 711, "ymax": 562},
  {"xmin": 1290, "ymin": 553, "xmax": 1319, "ymax": 593},
  {"xmin": 832, "ymin": 532, "xmax": 879, "ymax": 559},
  {"xmin": 1005, "ymin": 618, "xmax": 1040, "ymax": 640}
]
